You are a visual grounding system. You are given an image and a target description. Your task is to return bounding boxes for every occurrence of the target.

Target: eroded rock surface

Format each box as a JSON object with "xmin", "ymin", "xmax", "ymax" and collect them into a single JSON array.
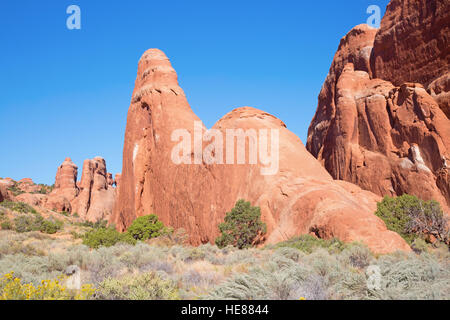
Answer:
[
  {"xmin": 71, "ymin": 157, "xmax": 116, "ymax": 222},
  {"xmin": 111, "ymin": 49, "xmax": 410, "ymax": 253},
  {"xmin": 307, "ymin": 7, "xmax": 450, "ymax": 209}
]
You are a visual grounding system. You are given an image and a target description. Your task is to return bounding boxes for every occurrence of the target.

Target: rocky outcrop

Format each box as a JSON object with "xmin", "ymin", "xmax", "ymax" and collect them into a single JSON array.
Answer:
[
  {"xmin": 16, "ymin": 193, "xmax": 47, "ymax": 207},
  {"xmin": 15, "ymin": 178, "xmax": 41, "ymax": 193},
  {"xmin": 428, "ymin": 74, "xmax": 450, "ymax": 119},
  {"xmin": 0, "ymin": 184, "xmax": 8, "ymax": 203},
  {"xmin": 370, "ymin": 0, "xmax": 449, "ymax": 88},
  {"xmin": 44, "ymin": 157, "xmax": 116, "ymax": 220},
  {"xmin": 307, "ymin": 2, "xmax": 450, "ymax": 209},
  {"xmin": 107, "ymin": 173, "xmax": 115, "ymax": 187},
  {"xmin": 71, "ymin": 157, "xmax": 116, "ymax": 222},
  {"xmin": 45, "ymin": 158, "xmax": 79, "ymax": 212},
  {"xmin": 0, "ymin": 179, "xmax": 14, "ymax": 202},
  {"xmin": 369, "ymin": 0, "xmax": 449, "ymax": 120},
  {"xmin": 111, "ymin": 48, "xmax": 410, "ymax": 253}
]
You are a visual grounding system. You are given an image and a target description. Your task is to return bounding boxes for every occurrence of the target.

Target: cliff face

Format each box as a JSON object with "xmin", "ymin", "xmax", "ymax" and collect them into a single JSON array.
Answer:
[
  {"xmin": 111, "ymin": 49, "xmax": 410, "ymax": 254},
  {"xmin": 307, "ymin": 0, "xmax": 449, "ymax": 208},
  {"xmin": 371, "ymin": 0, "xmax": 449, "ymax": 88}
]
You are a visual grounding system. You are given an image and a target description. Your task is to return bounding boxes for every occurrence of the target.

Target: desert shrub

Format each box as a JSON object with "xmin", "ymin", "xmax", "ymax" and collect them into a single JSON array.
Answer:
[
  {"xmin": 181, "ymin": 269, "xmax": 222, "ymax": 289},
  {"xmin": 411, "ymin": 238, "xmax": 429, "ymax": 254},
  {"xmin": 13, "ymin": 214, "xmax": 62, "ymax": 234},
  {"xmin": 223, "ymin": 247, "xmax": 262, "ymax": 265},
  {"xmin": 273, "ymin": 247, "xmax": 304, "ymax": 262},
  {"xmin": 0, "ymin": 272, "xmax": 94, "ymax": 300},
  {"xmin": 375, "ymin": 195, "xmax": 449, "ymax": 244},
  {"xmin": 373, "ymin": 253, "xmax": 449, "ymax": 299},
  {"xmin": 34, "ymin": 184, "xmax": 53, "ymax": 195},
  {"xmin": 288, "ymin": 274, "xmax": 328, "ymax": 300},
  {"xmin": 126, "ymin": 214, "xmax": 171, "ymax": 241},
  {"xmin": 47, "ymin": 245, "xmax": 91, "ymax": 272},
  {"xmin": 182, "ymin": 244, "xmax": 224, "ymax": 264},
  {"xmin": 118, "ymin": 242, "xmax": 168, "ymax": 271},
  {"xmin": 209, "ymin": 253, "xmax": 316, "ymax": 300},
  {"xmin": 215, "ymin": 199, "xmax": 267, "ymax": 249},
  {"xmin": 39, "ymin": 219, "xmax": 63, "ymax": 234},
  {"xmin": 0, "ymin": 241, "xmax": 45, "ymax": 258},
  {"xmin": 96, "ymin": 272, "xmax": 179, "ymax": 300},
  {"xmin": 87, "ymin": 248, "xmax": 126, "ymax": 285},
  {"xmin": 272, "ymin": 234, "xmax": 348, "ymax": 254},
  {"xmin": 339, "ymin": 244, "xmax": 373, "ymax": 269},
  {"xmin": 13, "ymin": 215, "xmax": 39, "ymax": 233},
  {"xmin": 1, "ymin": 201, "xmax": 36, "ymax": 214},
  {"xmin": 78, "ymin": 219, "xmax": 108, "ymax": 229},
  {"xmin": 1, "ymin": 220, "xmax": 12, "ymax": 230},
  {"xmin": 82, "ymin": 227, "xmax": 136, "ymax": 249},
  {"xmin": 141, "ymin": 260, "xmax": 174, "ymax": 275}
]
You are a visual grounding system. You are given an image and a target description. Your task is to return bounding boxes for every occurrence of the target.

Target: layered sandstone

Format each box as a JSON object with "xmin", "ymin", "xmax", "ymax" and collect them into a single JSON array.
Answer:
[
  {"xmin": 370, "ymin": 0, "xmax": 449, "ymax": 88},
  {"xmin": 44, "ymin": 157, "xmax": 116, "ymax": 220},
  {"xmin": 45, "ymin": 158, "xmax": 79, "ymax": 212},
  {"xmin": 0, "ymin": 179, "xmax": 14, "ymax": 202},
  {"xmin": 371, "ymin": 0, "xmax": 450, "ymax": 119},
  {"xmin": 71, "ymin": 157, "xmax": 116, "ymax": 221},
  {"xmin": 307, "ymin": 3, "xmax": 450, "ymax": 209},
  {"xmin": 111, "ymin": 49, "xmax": 410, "ymax": 253}
]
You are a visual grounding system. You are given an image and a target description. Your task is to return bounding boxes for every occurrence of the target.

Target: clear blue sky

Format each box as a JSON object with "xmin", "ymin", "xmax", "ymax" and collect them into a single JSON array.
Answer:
[{"xmin": 0, "ymin": 0, "xmax": 389, "ymax": 185}]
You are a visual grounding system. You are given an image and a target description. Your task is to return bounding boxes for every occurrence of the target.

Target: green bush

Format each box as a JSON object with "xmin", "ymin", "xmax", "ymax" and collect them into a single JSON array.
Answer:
[
  {"xmin": 411, "ymin": 238, "xmax": 429, "ymax": 254},
  {"xmin": 1, "ymin": 220, "xmax": 12, "ymax": 230},
  {"xmin": 13, "ymin": 214, "xmax": 62, "ymax": 234},
  {"xmin": 375, "ymin": 195, "xmax": 449, "ymax": 244},
  {"xmin": 82, "ymin": 227, "xmax": 136, "ymax": 249},
  {"xmin": 272, "ymin": 234, "xmax": 348, "ymax": 254},
  {"xmin": 13, "ymin": 215, "xmax": 39, "ymax": 233},
  {"xmin": 78, "ymin": 219, "xmax": 108, "ymax": 229},
  {"xmin": 0, "ymin": 201, "xmax": 37, "ymax": 214},
  {"xmin": 126, "ymin": 214, "xmax": 171, "ymax": 241},
  {"xmin": 215, "ymin": 200, "xmax": 267, "ymax": 249},
  {"xmin": 39, "ymin": 219, "xmax": 63, "ymax": 234}
]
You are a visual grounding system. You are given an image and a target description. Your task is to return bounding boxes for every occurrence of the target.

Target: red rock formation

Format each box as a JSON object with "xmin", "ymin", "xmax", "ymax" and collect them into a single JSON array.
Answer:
[
  {"xmin": 111, "ymin": 48, "xmax": 410, "ymax": 253},
  {"xmin": 370, "ymin": 0, "xmax": 449, "ymax": 119},
  {"xmin": 107, "ymin": 173, "xmax": 114, "ymax": 186},
  {"xmin": 370, "ymin": 0, "xmax": 449, "ymax": 88},
  {"xmin": 429, "ymin": 74, "xmax": 450, "ymax": 119},
  {"xmin": 114, "ymin": 174, "xmax": 121, "ymax": 188},
  {"xmin": 0, "ymin": 184, "xmax": 8, "ymax": 203},
  {"xmin": 71, "ymin": 157, "xmax": 115, "ymax": 222},
  {"xmin": 45, "ymin": 158, "xmax": 79, "ymax": 212},
  {"xmin": 0, "ymin": 179, "xmax": 14, "ymax": 202},
  {"xmin": 16, "ymin": 193, "xmax": 47, "ymax": 207},
  {"xmin": 16, "ymin": 178, "xmax": 40, "ymax": 193},
  {"xmin": 307, "ymin": 4, "xmax": 450, "ymax": 209}
]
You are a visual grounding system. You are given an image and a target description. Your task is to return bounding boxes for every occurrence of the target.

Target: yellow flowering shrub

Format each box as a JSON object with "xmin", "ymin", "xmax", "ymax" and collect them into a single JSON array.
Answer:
[{"xmin": 0, "ymin": 272, "xmax": 95, "ymax": 300}]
